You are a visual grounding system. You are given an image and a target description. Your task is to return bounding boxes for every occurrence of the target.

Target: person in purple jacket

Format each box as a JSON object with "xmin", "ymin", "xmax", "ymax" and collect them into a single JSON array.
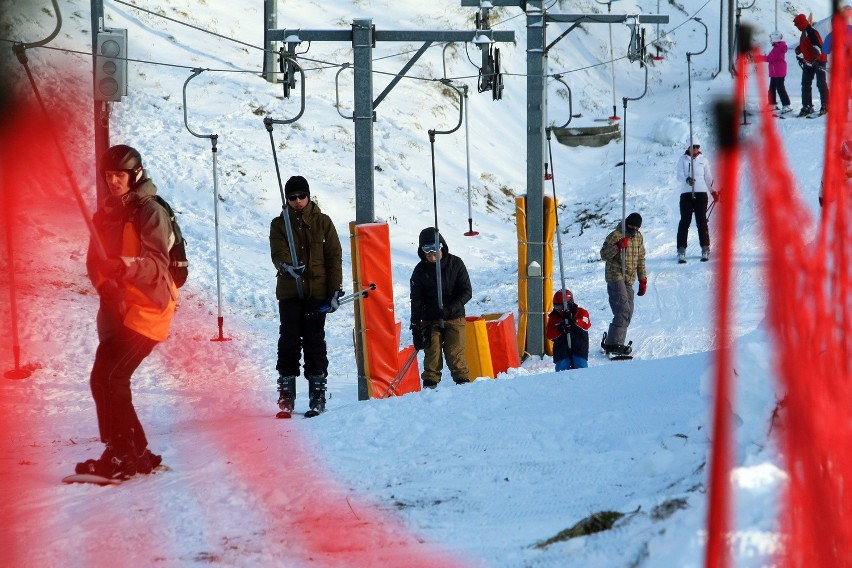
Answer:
[{"xmin": 761, "ymin": 32, "xmax": 792, "ymax": 114}]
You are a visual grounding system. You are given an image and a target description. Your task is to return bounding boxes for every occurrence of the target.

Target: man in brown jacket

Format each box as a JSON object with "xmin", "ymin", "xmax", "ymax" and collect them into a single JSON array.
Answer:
[
  {"xmin": 599, "ymin": 212, "xmax": 647, "ymax": 356},
  {"xmin": 270, "ymin": 176, "xmax": 343, "ymax": 417},
  {"xmin": 77, "ymin": 145, "xmax": 176, "ymax": 479}
]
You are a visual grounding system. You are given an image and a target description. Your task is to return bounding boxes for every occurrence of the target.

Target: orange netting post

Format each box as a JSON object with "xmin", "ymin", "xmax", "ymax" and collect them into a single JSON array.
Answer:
[
  {"xmin": 709, "ymin": 17, "xmax": 852, "ymax": 566},
  {"xmin": 749, "ymin": 15, "xmax": 852, "ymax": 566}
]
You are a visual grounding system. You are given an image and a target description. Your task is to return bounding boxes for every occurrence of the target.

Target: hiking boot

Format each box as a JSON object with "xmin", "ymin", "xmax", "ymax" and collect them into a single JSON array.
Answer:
[
  {"xmin": 305, "ymin": 374, "xmax": 327, "ymax": 417},
  {"xmin": 701, "ymin": 247, "xmax": 710, "ymax": 262},
  {"xmin": 276, "ymin": 374, "xmax": 296, "ymax": 412},
  {"xmin": 677, "ymin": 248, "xmax": 686, "ymax": 264},
  {"xmin": 780, "ymin": 105, "xmax": 792, "ymax": 114},
  {"xmin": 818, "ymin": 107, "xmax": 828, "ymax": 116},
  {"xmin": 422, "ymin": 379, "xmax": 438, "ymax": 389},
  {"xmin": 798, "ymin": 106, "xmax": 814, "ymax": 117}
]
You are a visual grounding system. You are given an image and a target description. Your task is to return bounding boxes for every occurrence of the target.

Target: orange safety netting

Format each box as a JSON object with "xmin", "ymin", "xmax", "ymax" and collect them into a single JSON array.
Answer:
[{"xmin": 707, "ymin": 16, "xmax": 852, "ymax": 566}]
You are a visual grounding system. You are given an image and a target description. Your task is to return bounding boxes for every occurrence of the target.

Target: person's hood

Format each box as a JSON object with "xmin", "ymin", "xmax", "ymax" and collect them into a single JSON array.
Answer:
[{"xmin": 417, "ymin": 227, "xmax": 449, "ymax": 261}]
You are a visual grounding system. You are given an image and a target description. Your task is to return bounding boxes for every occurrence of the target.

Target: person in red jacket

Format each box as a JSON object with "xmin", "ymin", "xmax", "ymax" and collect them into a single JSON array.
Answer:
[
  {"xmin": 794, "ymin": 13, "xmax": 829, "ymax": 117},
  {"xmin": 546, "ymin": 289, "xmax": 591, "ymax": 370}
]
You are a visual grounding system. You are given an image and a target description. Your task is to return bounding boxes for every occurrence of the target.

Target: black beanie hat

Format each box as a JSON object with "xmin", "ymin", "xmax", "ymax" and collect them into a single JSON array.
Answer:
[
  {"xmin": 285, "ymin": 175, "xmax": 310, "ymax": 197},
  {"xmin": 625, "ymin": 212, "xmax": 642, "ymax": 228}
]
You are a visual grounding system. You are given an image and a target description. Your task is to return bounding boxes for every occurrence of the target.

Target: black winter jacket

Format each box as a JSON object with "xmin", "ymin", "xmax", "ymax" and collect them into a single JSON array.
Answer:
[{"xmin": 410, "ymin": 228, "xmax": 472, "ymax": 323}]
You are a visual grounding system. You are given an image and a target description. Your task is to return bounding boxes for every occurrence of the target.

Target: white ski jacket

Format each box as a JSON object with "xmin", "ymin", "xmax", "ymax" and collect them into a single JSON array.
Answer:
[{"xmin": 676, "ymin": 152, "xmax": 714, "ymax": 194}]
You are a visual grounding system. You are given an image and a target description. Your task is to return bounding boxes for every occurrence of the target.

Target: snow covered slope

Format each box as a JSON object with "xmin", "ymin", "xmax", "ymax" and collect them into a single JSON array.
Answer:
[{"xmin": 0, "ymin": 0, "xmax": 832, "ymax": 566}]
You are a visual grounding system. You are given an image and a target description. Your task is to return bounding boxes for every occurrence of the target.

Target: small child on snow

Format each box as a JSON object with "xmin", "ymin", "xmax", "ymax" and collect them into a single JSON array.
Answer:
[
  {"xmin": 546, "ymin": 289, "xmax": 592, "ymax": 370},
  {"xmin": 759, "ymin": 32, "xmax": 792, "ymax": 114}
]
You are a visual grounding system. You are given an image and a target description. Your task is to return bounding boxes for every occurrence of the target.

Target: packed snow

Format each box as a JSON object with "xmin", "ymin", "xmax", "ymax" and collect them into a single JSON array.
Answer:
[{"xmin": 0, "ymin": 0, "xmax": 833, "ymax": 566}]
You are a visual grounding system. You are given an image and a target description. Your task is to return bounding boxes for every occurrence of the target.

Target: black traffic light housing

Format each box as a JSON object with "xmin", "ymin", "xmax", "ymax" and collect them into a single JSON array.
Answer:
[{"xmin": 95, "ymin": 28, "xmax": 128, "ymax": 102}]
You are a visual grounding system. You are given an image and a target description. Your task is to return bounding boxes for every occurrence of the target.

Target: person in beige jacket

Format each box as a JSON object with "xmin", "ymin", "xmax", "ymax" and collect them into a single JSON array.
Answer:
[{"xmin": 599, "ymin": 212, "xmax": 647, "ymax": 356}]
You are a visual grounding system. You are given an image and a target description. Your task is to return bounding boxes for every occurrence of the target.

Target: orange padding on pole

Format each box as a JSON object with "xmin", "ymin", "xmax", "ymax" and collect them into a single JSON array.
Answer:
[
  {"xmin": 483, "ymin": 312, "xmax": 521, "ymax": 376},
  {"xmin": 350, "ymin": 223, "xmax": 420, "ymax": 398},
  {"xmin": 351, "ymin": 222, "xmax": 402, "ymax": 398},
  {"xmin": 465, "ymin": 316, "xmax": 494, "ymax": 379},
  {"xmin": 392, "ymin": 345, "xmax": 421, "ymax": 396}
]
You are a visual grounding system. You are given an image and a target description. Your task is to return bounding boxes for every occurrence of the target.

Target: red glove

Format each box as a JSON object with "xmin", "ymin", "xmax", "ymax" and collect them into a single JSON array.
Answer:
[
  {"xmin": 638, "ymin": 279, "xmax": 647, "ymax": 296},
  {"xmin": 615, "ymin": 237, "xmax": 629, "ymax": 251}
]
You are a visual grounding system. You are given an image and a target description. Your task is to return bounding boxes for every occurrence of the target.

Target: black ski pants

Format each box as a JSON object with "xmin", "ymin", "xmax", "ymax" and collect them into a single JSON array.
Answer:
[
  {"xmin": 277, "ymin": 298, "xmax": 328, "ymax": 378},
  {"xmin": 677, "ymin": 191, "xmax": 710, "ymax": 250},
  {"xmin": 768, "ymin": 77, "xmax": 791, "ymax": 107},
  {"xmin": 801, "ymin": 63, "xmax": 828, "ymax": 109},
  {"xmin": 90, "ymin": 327, "xmax": 157, "ymax": 453}
]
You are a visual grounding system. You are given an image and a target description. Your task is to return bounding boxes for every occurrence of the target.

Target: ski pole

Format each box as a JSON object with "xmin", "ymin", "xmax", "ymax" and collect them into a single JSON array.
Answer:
[
  {"xmin": 545, "ymin": 127, "xmax": 571, "ymax": 355},
  {"xmin": 427, "ymin": 80, "xmax": 464, "ymax": 328},
  {"xmin": 263, "ymin": 56, "xmax": 306, "ymax": 300},
  {"xmin": 338, "ymin": 283, "xmax": 376, "ymax": 307},
  {"xmin": 686, "ymin": 18, "xmax": 709, "ymax": 200},
  {"xmin": 183, "ymin": 69, "xmax": 232, "ymax": 342},
  {"xmin": 381, "ymin": 347, "xmax": 419, "ymax": 399}
]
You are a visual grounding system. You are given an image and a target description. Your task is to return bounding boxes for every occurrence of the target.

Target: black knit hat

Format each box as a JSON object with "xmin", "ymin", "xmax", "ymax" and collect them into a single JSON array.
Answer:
[
  {"xmin": 625, "ymin": 212, "xmax": 642, "ymax": 228},
  {"xmin": 285, "ymin": 175, "xmax": 310, "ymax": 197}
]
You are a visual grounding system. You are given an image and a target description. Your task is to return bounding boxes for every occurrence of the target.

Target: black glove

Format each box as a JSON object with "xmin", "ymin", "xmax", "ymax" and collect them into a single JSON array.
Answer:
[
  {"xmin": 320, "ymin": 290, "xmax": 345, "ymax": 314},
  {"xmin": 556, "ymin": 320, "xmax": 570, "ymax": 336},
  {"xmin": 98, "ymin": 257, "xmax": 125, "ymax": 280},
  {"xmin": 685, "ymin": 177, "xmax": 695, "ymax": 186},
  {"xmin": 96, "ymin": 280, "xmax": 123, "ymax": 303},
  {"xmin": 411, "ymin": 323, "xmax": 430, "ymax": 351},
  {"xmin": 280, "ymin": 261, "xmax": 306, "ymax": 280},
  {"xmin": 796, "ymin": 54, "xmax": 805, "ymax": 69}
]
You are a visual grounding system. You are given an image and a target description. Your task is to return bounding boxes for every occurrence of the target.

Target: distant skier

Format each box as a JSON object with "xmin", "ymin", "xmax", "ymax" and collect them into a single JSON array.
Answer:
[
  {"xmin": 600, "ymin": 212, "xmax": 647, "ymax": 356},
  {"xmin": 76, "ymin": 145, "xmax": 177, "ymax": 479},
  {"xmin": 270, "ymin": 175, "xmax": 343, "ymax": 417},
  {"xmin": 409, "ymin": 227, "xmax": 472, "ymax": 388},
  {"xmin": 794, "ymin": 13, "xmax": 829, "ymax": 117},
  {"xmin": 675, "ymin": 138, "xmax": 717, "ymax": 263},
  {"xmin": 546, "ymin": 289, "xmax": 592, "ymax": 370},
  {"xmin": 757, "ymin": 31, "xmax": 792, "ymax": 114}
]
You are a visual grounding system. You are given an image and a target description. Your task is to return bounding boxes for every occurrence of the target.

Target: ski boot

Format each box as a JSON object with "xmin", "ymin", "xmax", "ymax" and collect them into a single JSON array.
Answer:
[
  {"xmin": 700, "ymin": 247, "xmax": 710, "ymax": 262},
  {"xmin": 677, "ymin": 248, "xmax": 687, "ymax": 264},
  {"xmin": 304, "ymin": 374, "xmax": 327, "ymax": 418},
  {"xmin": 798, "ymin": 105, "xmax": 814, "ymax": 117},
  {"xmin": 276, "ymin": 374, "xmax": 296, "ymax": 419}
]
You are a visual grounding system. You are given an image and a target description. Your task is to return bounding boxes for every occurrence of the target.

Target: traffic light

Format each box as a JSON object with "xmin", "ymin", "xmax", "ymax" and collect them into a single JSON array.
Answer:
[{"xmin": 94, "ymin": 28, "xmax": 127, "ymax": 102}]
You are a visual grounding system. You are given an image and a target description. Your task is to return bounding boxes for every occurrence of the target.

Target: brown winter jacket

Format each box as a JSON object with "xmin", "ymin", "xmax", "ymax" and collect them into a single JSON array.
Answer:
[
  {"xmin": 600, "ymin": 225, "xmax": 647, "ymax": 286},
  {"xmin": 86, "ymin": 179, "xmax": 178, "ymax": 342},
  {"xmin": 269, "ymin": 201, "xmax": 343, "ymax": 301}
]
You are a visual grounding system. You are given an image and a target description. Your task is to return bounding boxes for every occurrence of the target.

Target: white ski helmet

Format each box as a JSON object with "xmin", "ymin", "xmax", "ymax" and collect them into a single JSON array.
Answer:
[
  {"xmin": 688, "ymin": 136, "xmax": 701, "ymax": 149},
  {"xmin": 770, "ymin": 31, "xmax": 783, "ymax": 43}
]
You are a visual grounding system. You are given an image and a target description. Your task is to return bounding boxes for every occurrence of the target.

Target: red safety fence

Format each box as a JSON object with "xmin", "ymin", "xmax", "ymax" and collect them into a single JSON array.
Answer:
[{"xmin": 707, "ymin": 16, "xmax": 852, "ymax": 566}]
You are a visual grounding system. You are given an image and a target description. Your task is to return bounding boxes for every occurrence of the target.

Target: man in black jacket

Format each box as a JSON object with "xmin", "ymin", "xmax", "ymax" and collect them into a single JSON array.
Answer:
[{"xmin": 409, "ymin": 228, "xmax": 472, "ymax": 388}]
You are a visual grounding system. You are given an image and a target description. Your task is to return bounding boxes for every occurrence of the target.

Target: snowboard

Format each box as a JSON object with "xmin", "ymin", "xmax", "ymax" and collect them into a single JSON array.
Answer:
[
  {"xmin": 62, "ymin": 473, "xmax": 121, "ymax": 486},
  {"xmin": 607, "ymin": 353, "xmax": 634, "ymax": 361}
]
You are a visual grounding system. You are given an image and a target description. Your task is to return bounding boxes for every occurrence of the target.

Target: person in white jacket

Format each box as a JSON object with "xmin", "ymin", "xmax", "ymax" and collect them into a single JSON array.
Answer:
[{"xmin": 675, "ymin": 138, "xmax": 717, "ymax": 263}]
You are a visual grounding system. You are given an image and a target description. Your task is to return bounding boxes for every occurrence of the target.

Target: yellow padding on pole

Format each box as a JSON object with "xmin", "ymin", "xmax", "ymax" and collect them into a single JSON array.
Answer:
[
  {"xmin": 543, "ymin": 195, "xmax": 556, "ymax": 356},
  {"xmin": 515, "ymin": 196, "xmax": 527, "ymax": 356},
  {"xmin": 464, "ymin": 316, "xmax": 494, "ymax": 380}
]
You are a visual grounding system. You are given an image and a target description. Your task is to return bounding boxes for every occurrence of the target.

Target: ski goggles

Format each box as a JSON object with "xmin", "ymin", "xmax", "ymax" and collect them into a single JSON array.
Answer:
[
  {"xmin": 287, "ymin": 193, "xmax": 308, "ymax": 201},
  {"xmin": 421, "ymin": 242, "xmax": 440, "ymax": 254}
]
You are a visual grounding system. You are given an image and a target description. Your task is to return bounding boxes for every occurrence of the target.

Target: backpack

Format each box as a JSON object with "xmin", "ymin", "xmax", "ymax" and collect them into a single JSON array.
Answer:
[{"xmin": 135, "ymin": 195, "xmax": 189, "ymax": 288}]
